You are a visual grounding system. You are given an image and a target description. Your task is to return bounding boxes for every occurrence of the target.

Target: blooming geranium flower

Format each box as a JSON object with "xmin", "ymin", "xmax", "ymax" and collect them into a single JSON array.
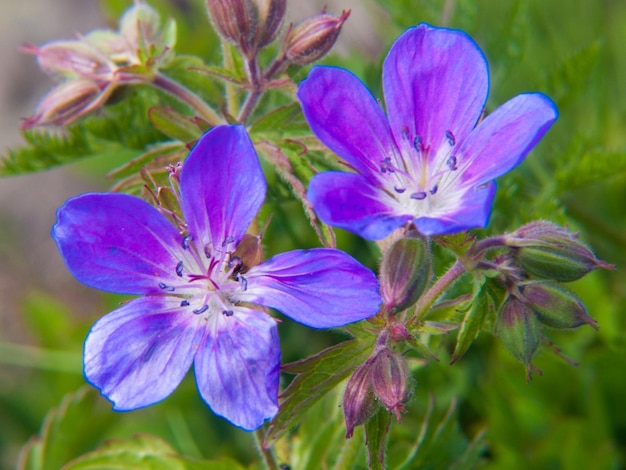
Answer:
[
  {"xmin": 298, "ymin": 23, "xmax": 558, "ymax": 239},
  {"xmin": 52, "ymin": 125, "xmax": 380, "ymax": 430}
]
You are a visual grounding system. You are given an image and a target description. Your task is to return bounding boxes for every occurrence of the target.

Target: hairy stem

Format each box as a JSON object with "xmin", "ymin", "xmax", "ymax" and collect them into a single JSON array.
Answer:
[
  {"xmin": 253, "ymin": 428, "xmax": 279, "ymax": 470},
  {"xmin": 152, "ymin": 73, "xmax": 222, "ymax": 126}
]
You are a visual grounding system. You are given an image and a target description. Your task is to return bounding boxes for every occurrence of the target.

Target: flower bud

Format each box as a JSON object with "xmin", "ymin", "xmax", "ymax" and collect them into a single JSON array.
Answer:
[
  {"xmin": 22, "ymin": 40, "xmax": 113, "ymax": 80},
  {"xmin": 206, "ymin": 0, "xmax": 255, "ymax": 48},
  {"xmin": 521, "ymin": 282, "xmax": 598, "ymax": 330},
  {"xmin": 230, "ymin": 234, "xmax": 263, "ymax": 275},
  {"xmin": 21, "ymin": 80, "xmax": 103, "ymax": 129},
  {"xmin": 282, "ymin": 10, "xmax": 350, "ymax": 65},
  {"xmin": 343, "ymin": 363, "xmax": 376, "ymax": 438},
  {"xmin": 254, "ymin": 0, "xmax": 287, "ymax": 48},
  {"xmin": 496, "ymin": 296, "xmax": 542, "ymax": 380},
  {"xmin": 379, "ymin": 236, "xmax": 431, "ymax": 314},
  {"xmin": 507, "ymin": 221, "xmax": 613, "ymax": 282},
  {"xmin": 370, "ymin": 348, "xmax": 410, "ymax": 422}
]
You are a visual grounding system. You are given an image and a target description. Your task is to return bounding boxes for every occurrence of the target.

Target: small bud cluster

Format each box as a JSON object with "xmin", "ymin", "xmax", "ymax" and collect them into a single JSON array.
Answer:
[
  {"xmin": 22, "ymin": 1, "xmax": 175, "ymax": 128},
  {"xmin": 343, "ymin": 333, "xmax": 412, "ymax": 438}
]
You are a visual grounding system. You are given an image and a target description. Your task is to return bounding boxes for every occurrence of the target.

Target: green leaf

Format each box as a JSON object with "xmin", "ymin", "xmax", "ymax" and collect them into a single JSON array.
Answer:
[
  {"xmin": 249, "ymin": 103, "xmax": 308, "ymax": 137},
  {"xmin": 63, "ymin": 434, "xmax": 244, "ymax": 470},
  {"xmin": 265, "ymin": 335, "xmax": 376, "ymax": 446},
  {"xmin": 149, "ymin": 107, "xmax": 203, "ymax": 143},
  {"xmin": 450, "ymin": 281, "xmax": 493, "ymax": 364},
  {"xmin": 365, "ymin": 408, "xmax": 391, "ymax": 470},
  {"xmin": 18, "ymin": 387, "xmax": 118, "ymax": 470}
]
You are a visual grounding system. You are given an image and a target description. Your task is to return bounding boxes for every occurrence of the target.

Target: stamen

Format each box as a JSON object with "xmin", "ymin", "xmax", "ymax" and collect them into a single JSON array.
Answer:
[
  {"xmin": 445, "ymin": 130, "xmax": 456, "ymax": 146},
  {"xmin": 413, "ymin": 135, "xmax": 422, "ymax": 151},
  {"xmin": 222, "ymin": 235, "xmax": 234, "ymax": 247},
  {"xmin": 158, "ymin": 282, "xmax": 175, "ymax": 292},
  {"xmin": 180, "ymin": 300, "xmax": 190, "ymax": 307},
  {"xmin": 410, "ymin": 191, "xmax": 427, "ymax": 200},
  {"xmin": 182, "ymin": 235, "xmax": 192, "ymax": 250},
  {"xmin": 429, "ymin": 184, "xmax": 439, "ymax": 195},
  {"xmin": 175, "ymin": 261, "xmax": 184, "ymax": 277},
  {"xmin": 240, "ymin": 276, "xmax": 248, "ymax": 291},
  {"xmin": 379, "ymin": 157, "xmax": 393, "ymax": 174},
  {"xmin": 193, "ymin": 305, "xmax": 208, "ymax": 314},
  {"xmin": 394, "ymin": 186, "xmax": 406, "ymax": 194},
  {"xmin": 222, "ymin": 310, "xmax": 234, "ymax": 317},
  {"xmin": 446, "ymin": 156, "xmax": 458, "ymax": 171},
  {"xmin": 400, "ymin": 125, "xmax": 410, "ymax": 140},
  {"xmin": 204, "ymin": 242, "xmax": 212, "ymax": 259}
]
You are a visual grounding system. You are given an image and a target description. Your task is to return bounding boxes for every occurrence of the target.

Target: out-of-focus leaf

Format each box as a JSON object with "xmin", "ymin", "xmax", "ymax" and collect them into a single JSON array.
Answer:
[
  {"xmin": 17, "ymin": 387, "xmax": 118, "ymax": 470},
  {"xmin": 264, "ymin": 335, "xmax": 375, "ymax": 446},
  {"xmin": 149, "ymin": 107, "xmax": 203, "ymax": 142},
  {"xmin": 63, "ymin": 434, "xmax": 244, "ymax": 470}
]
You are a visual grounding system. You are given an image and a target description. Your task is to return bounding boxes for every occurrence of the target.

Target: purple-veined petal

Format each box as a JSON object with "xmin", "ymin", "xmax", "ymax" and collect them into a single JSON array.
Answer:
[
  {"xmin": 308, "ymin": 171, "xmax": 413, "ymax": 240},
  {"xmin": 298, "ymin": 66, "xmax": 398, "ymax": 183},
  {"xmin": 194, "ymin": 308, "xmax": 279, "ymax": 430},
  {"xmin": 52, "ymin": 193, "xmax": 184, "ymax": 295},
  {"xmin": 84, "ymin": 296, "xmax": 203, "ymax": 410},
  {"xmin": 456, "ymin": 93, "xmax": 558, "ymax": 187},
  {"xmin": 181, "ymin": 125, "xmax": 266, "ymax": 253},
  {"xmin": 383, "ymin": 24, "xmax": 488, "ymax": 160},
  {"xmin": 414, "ymin": 182, "xmax": 496, "ymax": 236},
  {"xmin": 240, "ymin": 248, "xmax": 381, "ymax": 328}
]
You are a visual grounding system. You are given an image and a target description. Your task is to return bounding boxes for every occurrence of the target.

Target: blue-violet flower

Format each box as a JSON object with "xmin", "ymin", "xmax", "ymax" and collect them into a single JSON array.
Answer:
[
  {"xmin": 298, "ymin": 23, "xmax": 558, "ymax": 239},
  {"xmin": 52, "ymin": 125, "xmax": 380, "ymax": 430}
]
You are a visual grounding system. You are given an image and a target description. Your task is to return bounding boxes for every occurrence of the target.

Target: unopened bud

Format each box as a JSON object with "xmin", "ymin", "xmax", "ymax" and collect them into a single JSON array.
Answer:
[
  {"xmin": 231, "ymin": 234, "xmax": 263, "ymax": 275},
  {"xmin": 343, "ymin": 363, "xmax": 376, "ymax": 439},
  {"xmin": 206, "ymin": 0, "xmax": 255, "ymax": 49},
  {"xmin": 254, "ymin": 0, "xmax": 287, "ymax": 48},
  {"xmin": 521, "ymin": 282, "xmax": 598, "ymax": 330},
  {"xmin": 380, "ymin": 236, "xmax": 431, "ymax": 314},
  {"xmin": 370, "ymin": 348, "xmax": 410, "ymax": 422},
  {"xmin": 496, "ymin": 296, "xmax": 542, "ymax": 380},
  {"xmin": 21, "ymin": 80, "xmax": 103, "ymax": 129},
  {"xmin": 22, "ymin": 41, "xmax": 113, "ymax": 80},
  {"xmin": 507, "ymin": 221, "xmax": 613, "ymax": 282},
  {"xmin": 283, "ymin": 10, "xmax": 350, "ymax": 65}
]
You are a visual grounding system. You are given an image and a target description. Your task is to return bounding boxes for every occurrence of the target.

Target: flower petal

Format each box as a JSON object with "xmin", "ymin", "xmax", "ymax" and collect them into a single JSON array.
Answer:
[
  {"xmin": 308, "ymin": 171, "xmax": 413, "ymax": 240},
  {"xmin": 181, "ymin": 125, "xmax": 266, "ymax": 252},
  {"xmin": 456, "ymin": 93, "xmax": 558, "ymax": 187},
  {"xmin": 298, "ymin": 66, "xmax": 397, "ymax": 183},
  {"xmin": 194, "ymin": 308, "xmax": 279, "ymax": 430},
  {"xmin": 383, "ymin": 24, "xmax": 488, "ymax": 157},
  {"xmin": 52, "ymin": 193, "xmax": 183, "ymax": 294},
  {"xmin": 414, "ymin": 182, "xmax": 496, "ymax": 236},
  {"xmin": 84, "ymin": 296, "xmax": 202, "ymax": 410},
  {"xmin": 241, "ymin": 248, "xmax": 381, "ymax": 328}
]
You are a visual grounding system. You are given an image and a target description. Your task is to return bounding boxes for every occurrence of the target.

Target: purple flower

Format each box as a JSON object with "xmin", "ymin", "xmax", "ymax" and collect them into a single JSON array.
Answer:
[
  {"xmin": 52, "ymin": 125, "xmax": 380, "ymax": 430},
  {"xmin": 298, "ymin": 23, "xmax": 558, "ymax": 239}
]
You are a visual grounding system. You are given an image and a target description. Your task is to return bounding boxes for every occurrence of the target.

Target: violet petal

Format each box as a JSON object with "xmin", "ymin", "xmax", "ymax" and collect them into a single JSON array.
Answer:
[
  {"xmin": 84, "ymin": 296, "xmax": 202, "ymax": 410},
  {"xmin": 241, "ymin": 248, "xmax": 381, "ymax": 328},
  {"xmin": 194, "ymin": 308, "xmax": 280, "ymax": 431}
]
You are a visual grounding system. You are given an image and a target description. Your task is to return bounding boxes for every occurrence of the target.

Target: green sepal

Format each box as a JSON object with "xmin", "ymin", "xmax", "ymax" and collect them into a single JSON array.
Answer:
[{"xmin": 365, "ymin": 408, "xmax": 391, "ymax": 470}]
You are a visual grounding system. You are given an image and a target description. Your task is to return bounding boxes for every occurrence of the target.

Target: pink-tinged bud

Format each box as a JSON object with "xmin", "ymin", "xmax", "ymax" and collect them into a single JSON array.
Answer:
[
  {"xmin": 254, "ymin": 0, "xmax": 287, "ymax": 48},
  {"xmin": 22, "ymin": 41, "xmax": 113, "ymax": 80},
  {"xmin": 379, "ymin": 236, "xmax": 431, "ymax": 314},
  {"xmin": 21, "ymin": 80, "xmax": 104, "ymax": 129},
  {"xmin": 370, "ymin": 348, "xmax": 410, "ymax": 422},
  {"xmin": 343, "ymin": 363, "xmax": 376, "ymax": 439},
  {"xmin": 283, "ymin": 10, "xmax": 350, "ymax": 65},
  {"xmin": 496, "ymin": 296, "xmax": 542, "ymax": 380},
  {"xmin": 506, "ymin": 221, "xmax": 614, "ymax": 282},
  {"xmin": 206, "ymin": 0, "xmax": 255, "ymax": 48},
  {"xmin": 521, "ymin": 282, "xmax": 598, "ymax": 330}
]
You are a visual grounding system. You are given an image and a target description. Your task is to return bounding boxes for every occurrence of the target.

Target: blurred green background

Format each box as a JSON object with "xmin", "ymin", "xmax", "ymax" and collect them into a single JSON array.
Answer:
[{"xmin": 0, "ymin": 0, "xmax": 625, "ymax": 468}]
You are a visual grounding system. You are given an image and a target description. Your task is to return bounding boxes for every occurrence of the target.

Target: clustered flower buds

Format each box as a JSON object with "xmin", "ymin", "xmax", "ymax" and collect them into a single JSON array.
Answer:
[
  {"xmin": 22, "ymin": 1, "xmax": 175, "ymax": 128},
  {"xmin": 343, "ymin": 332, "xmax": 412, "ymax": 438}
]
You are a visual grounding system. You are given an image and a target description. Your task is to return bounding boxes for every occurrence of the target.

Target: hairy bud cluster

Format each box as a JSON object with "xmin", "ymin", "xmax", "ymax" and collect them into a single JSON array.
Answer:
[
  {"xmin": 343, "ymin": 337, "xmax": 412, "ymax": 438},
  {"xmin": 22, "ymin": 1, "xmax": 175, "ymax": 128}
]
